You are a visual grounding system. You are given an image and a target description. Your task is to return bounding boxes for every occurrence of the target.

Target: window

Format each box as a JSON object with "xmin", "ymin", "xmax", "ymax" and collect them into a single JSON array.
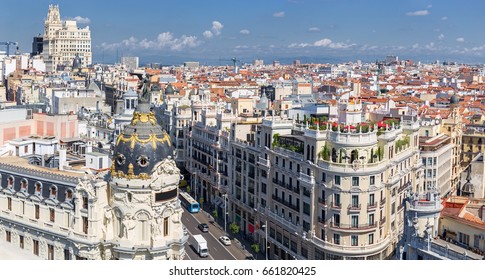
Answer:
[
  {"xmin": 35, "ymin": 205, "xmax": 40, "ymax": 219},
  {"xmin": 334, "ymin": 175, "xmax": 341, "ymax": 185},
  {"xmin": 369, "ymin": 193, "xmax": 375, "ymax": 205},
  {"xmin": 261, "ymin": 183, "xmax": 267, "ymax": 194},
  {"xmin": 6, "ymin": 231, "xmax": 11, "ymax": 242},
  {"xmin": 164, "ymin": 217, "xmax": 169, "ymax": 236},
  {"xmin": 35, "ymin": 182, "xmax": 42, "ymax": 193},
  {"xmin": 334, "ymin": 193, "xmax": 341, "ymax": 206},
  {"xmin": 368, "ymin": 234, "xmax": 374, "ymax": 245},
  {"xmin": 21, "ymin": 179, "xmax": 27, "ymax": 190},
  {"xmin": 459, "ymin": 232, "xmax": 470, "ymax": 246},
  {"xmin": 7, "ymin": 197, "xmax": 12, "ymax": 211},
  {"xmin": 64, "ymin": 249, "xmax": 71, "ymax": 260},
  {"xmin": 19, "ymin": 235, "xmax": 24, "ymax": 249},
  {"xmin": 303, "ymin": 202, "xmax": 310, "ymax": 215},
  {"xmin": 50, "ymin": 186, "xmax": 57, "ymax": 198},
  {"xmin": 351, "ymin": 215, "xmax": 359, "ymax": 228},
  {"xmin": 33, "ymin": 240, "xmax": 39, "ymax": 256},
  {"xmin": 351, "ymin": 235, "xmax": 358, "ymax": 246},
  {"xmin": 391, "ymin": 202, "xmax": 395, "ymax": 215},
  {"xmin": 351, "ymin": 195, "xmax": 359, "ymax": 207},
  {"xmin": 333, "ymin": 213, "xmax": 340, "ymax": 226},
  {"xmin": 50, "ymin": 208, "xmax": 55, "ymax": 222},
  {"xmin": 474, "ymin": 235, "xmax": 480, "ymax": 249},
  {"xmin": 48, "ymin": 244, "xmax": 54, "ymax": 260},
  {"xmin": 82, "ymin": 217, "xmax": 88, "ymax": 234},
  {"xmin": 82, "ymin": 196, "xmax": 88, "ymax": 209},
  {"xmin": 66, "ymin": 190, "xmax": 73, "ymax": 200},
  {"xmin": 369, "ymin": 213, "xmax": 375, "ymax": 225},
  {"xmin": 370, "ymin": 175, "xmax": 375, "ymax": 185},
  {"xmin": 352, "ymin": 177, "xmax": 359, "ymax": 186},
  {"xmin": 7, "ymin": 177, "xmax": 13, "ymax": 187},
  {"xmin": 322, "ymin": 172, "xmax": 326, "ymax": 182},
  {"xmin": 333, "ymin": 234, "xmax": 340, "ymax": 245}
]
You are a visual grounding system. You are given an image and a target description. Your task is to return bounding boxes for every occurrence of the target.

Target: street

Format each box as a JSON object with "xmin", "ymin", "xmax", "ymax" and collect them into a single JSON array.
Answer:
[{"xmin": 182, "ymin": 209, "xmax": 249, "ymax": 260}]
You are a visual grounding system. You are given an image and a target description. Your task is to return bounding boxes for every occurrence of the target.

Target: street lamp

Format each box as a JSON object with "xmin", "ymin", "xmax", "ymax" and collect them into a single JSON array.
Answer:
[
  {"xmin": 223, "ymin": 193, "xmax": 228, "ymax": 234},
  {"xmin": 261, "ymin": 222, "xmax": 268, "ymax": 260}
]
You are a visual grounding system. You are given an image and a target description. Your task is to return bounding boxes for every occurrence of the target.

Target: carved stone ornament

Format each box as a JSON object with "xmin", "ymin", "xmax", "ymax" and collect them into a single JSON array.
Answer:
[
  {"xmin": 153, "ymin": 158, "xmax": 180, "ymax": 176},
  {"xmin": 352, "ymin": 159, "xmax": 363, "ymax": 171},
  {"xmin": 77, "ymin": 179, "xmax": 95, "ymax": 198}
]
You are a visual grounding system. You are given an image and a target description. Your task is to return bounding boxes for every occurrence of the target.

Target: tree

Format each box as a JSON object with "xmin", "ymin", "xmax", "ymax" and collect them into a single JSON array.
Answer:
[
  {"xmin": 186, "ymin": 185, "xmax": 191, "ymax": 194},
  {"xmin": 251, "ymin": 243, "xmax": 260, "ymax": 254},
  {"xmin": 212, "ymin": 210, "xmax": 218, "ymax": 219},
  {"xmin": 230, "ymin": 222, "xmax": 240, "ymax": 235},
  {"xmin": 272, "ymin": 133, "xmax": 280, "ymax": 147},
  {"xmin": 199, "ymin": 197, "xmax": 204, "ymax": 205}
]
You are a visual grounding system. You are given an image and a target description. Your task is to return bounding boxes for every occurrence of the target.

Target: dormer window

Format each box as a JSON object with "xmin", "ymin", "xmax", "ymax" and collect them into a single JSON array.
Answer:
[
  {"xmin": 7, "ymin": 177, "xmax": 14, "ymax": 188},
  {"xmin": 35, "ymin": 182, "xmax": 42, "ymax": 194},
  {"xmin": 21, "ymin": 179, "xmax": 27, "ymax": 190},
  {"xmin": 50, "ymin": 186, "xmax": 57, "ymax": 199},
  {"xmin": 66, "ymin": 190, "xmax": 73, "ymax": 201}
]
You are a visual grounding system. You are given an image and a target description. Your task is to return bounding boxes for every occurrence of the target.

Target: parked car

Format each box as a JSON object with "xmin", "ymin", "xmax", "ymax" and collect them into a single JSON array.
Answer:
[
  {"xmin": 219, "ymin": 235, "xmax": 231, "ymax": 246},
  {"xmin": 245, "ymin": 255, "xmax": 255, "ymax": 260},
  {"xmin": 198, "ymin": 223, "xmax": 209, "ymax": 232}
]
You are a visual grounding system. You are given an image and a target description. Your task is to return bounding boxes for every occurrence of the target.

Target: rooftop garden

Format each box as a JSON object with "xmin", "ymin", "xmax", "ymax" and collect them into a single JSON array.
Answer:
[{"xmin": 272, "ymin": 133, "xmax": 304, "ymax": 154}]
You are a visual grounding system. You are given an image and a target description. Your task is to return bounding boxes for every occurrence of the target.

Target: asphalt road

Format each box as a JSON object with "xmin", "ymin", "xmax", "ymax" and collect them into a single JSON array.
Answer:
[{"xmin": 182, "ymin": 210, "xmax": 246, "ymax": 260}]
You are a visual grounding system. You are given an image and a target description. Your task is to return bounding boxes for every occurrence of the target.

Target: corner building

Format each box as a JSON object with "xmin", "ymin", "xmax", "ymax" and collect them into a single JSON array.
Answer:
[
  {"xmin": 252, "ymin": 100, "xmax": 423, "ymax": 260},
  {"xmin": 0, "ymin": 96, "xmax": 186, "ymax": 259}
]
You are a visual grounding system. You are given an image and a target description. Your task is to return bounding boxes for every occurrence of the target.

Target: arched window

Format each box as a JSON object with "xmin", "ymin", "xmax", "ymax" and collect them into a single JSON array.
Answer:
[
  {"xmin": 7, "ymin": 176, "xmax": 14, "ymax": 188},
  {"xmin": 21, "ymin": 179, "xmax": 28, "ymax": 190},
  {"xmin": 136, "ymin": 212, "xmax": 150, "ymax": 241},
  {"xmin": 50, "ymin": 185, "xmax": 57, "ymax": 199},
  {"xmin": 65, "ymin": 189, "xmax": 73, "ymax": 201},
  {"xmin": 35, "ymin": 182, "xmax": 42, "ymax": 194}
]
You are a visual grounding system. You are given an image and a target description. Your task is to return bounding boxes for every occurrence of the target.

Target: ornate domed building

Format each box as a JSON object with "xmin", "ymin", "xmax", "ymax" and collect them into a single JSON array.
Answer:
[{"xmin": 107, "ymin": 84, "xmax": 187, "ymax": 259}]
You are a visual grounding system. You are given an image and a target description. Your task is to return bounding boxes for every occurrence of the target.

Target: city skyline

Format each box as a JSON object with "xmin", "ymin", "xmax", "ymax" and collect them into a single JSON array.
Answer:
[{"xmin": 2, "ymin": 0, "xmax": 485, "ymax": 64}]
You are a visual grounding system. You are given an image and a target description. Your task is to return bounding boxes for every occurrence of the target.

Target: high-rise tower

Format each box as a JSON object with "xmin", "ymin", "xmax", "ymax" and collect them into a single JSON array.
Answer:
[{"xmin": 42, "ymin": 5, "xmax": 92, "ymax": 72}]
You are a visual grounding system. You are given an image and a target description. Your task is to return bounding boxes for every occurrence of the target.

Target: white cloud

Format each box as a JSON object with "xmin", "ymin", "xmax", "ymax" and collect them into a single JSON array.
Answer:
[
  {"xmin": 438, "ymin": 34, "xmax": 445, "ymax": 40},
  {"xmin": 273, "ymin": 11, "xmax": 285, "ymax": 18},
  {"xmin": 412, "ymin": 43, "xmax": 420, "ymax": 49},
  {"xmin": 289, "ymin": 38, "xmax": 354, "ymax": 49},
  {"xmin": 211, "ymin": 21, "xmax": 224, "ymax": 36},
  {"xmin": 456, "ymin": 37, "xmax": 465, "ymax": 42},
  {"xmin": 441, "ymin": 16, "xmax": 448, "ymax": 20},
  {"xmin": 308, "ymin": 27, "xmax": 320, "ymax": 32},
  {"xmin": 66, "ymin": 16, "xmax": 91, "ymax": 24},
  {"xmin": 427, "ymin": 5, "xmax": 432, "ymax": 8},
  {"xmin": 425, "ymin": 42, "xmax": 436, "ymax": 50},
  {"xmin": 100, "ymin": 32, "xmax": 200, "ymax": 51},
  {"xmin": 203, "ymin": 30, "xmax": 213, "ymax": 39},
  {"xmin": 314, "ymin": 38, "xmax": 332, "ymax": 47},
  {"xmin": 234, "ymin": 45, "xmax": 249, "ymax": 49},
  {"xmin": 239, "ymin": 29, "xmax": 250, "ymax": 35},
  {"xmin": 406, "ymin": 10, "xmax": 430, "ymax": 16}
]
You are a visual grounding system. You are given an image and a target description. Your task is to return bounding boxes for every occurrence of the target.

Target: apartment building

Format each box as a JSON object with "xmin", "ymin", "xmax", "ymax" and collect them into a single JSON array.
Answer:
[{"xmin": 42, "ymin": 5, "xmax": 92, "ymax": 72}]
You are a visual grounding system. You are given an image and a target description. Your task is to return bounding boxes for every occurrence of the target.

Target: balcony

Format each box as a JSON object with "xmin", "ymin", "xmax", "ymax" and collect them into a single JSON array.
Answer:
[
  {"xmin": 379, "ymin": 217, "xmax": 386, "ymax": 227},
  {"xmin": 347, "ymin": 204, "xmax": 361, "ymax": 212},
  {"xmin": 367, "ymin": 203, "xmax": 377, "ymax": 211},
  {"xmin": 318, "ymin": 217, "xmax": 327, "ymax": 225},
  {"xmin": 380, "ymin": 197, "xmax": 386, "ymax": 206},
  {"xmin": 318, "ymin": 198, "xmax": 327, "ymax": 207},
  {"xmin": 272, "ymin": 178, "xmax": 300, "ymax": 194},
  {"xmin": 309, "ymin": 235, "xmax": 392, "ymax": 257},
  {"xmin": 330, "ymin": 203, "xmax": 341, "ymax": 210},
  {"xmin": 398, "ymin": 181, "xmax": 412, "ymax": 193},
  {"xmin": 257, "ymin": 157, "xmax": 270, "ymax": 169},
  {"xmin": 272, "ymin": 195, "xmax": 300, "ymax": 212},
  {"xmin": 267, "ymin": 210, "xmax": 299, "ymax": 233},
  {"xmin": 298, "ymin": 172, "xmax": 315, "ymax": 187},
  {"xmin": 330, "ymin": 222, "xmax": 377, "ymax": 232}
]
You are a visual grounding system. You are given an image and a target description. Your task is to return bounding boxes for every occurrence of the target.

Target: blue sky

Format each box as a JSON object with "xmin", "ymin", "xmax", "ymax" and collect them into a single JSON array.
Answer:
[{"xmin": 2, "ymin": 0, "xmax": 485, "ymax": 64}]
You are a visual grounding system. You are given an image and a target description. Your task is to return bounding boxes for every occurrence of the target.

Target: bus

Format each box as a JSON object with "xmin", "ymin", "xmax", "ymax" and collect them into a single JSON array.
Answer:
[{"xmin": 179, "ymin": 191, "xmax": 200, "ymax": 213}]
